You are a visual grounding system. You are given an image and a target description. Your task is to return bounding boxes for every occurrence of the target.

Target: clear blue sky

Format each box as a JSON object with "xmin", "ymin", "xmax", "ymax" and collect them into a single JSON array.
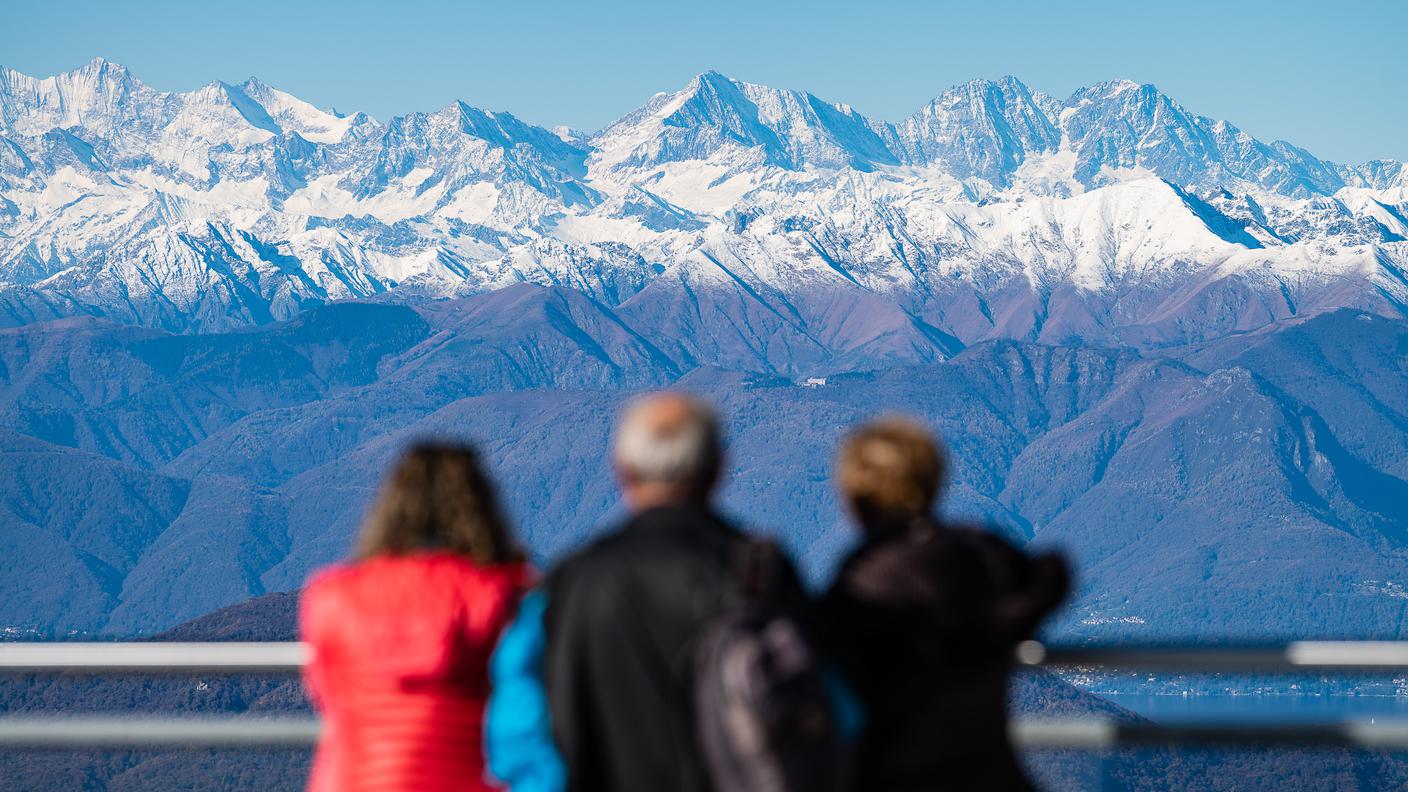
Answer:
[{"xmin": 4, "ymin": 0, "xmax": 1404, "ymax": 163}]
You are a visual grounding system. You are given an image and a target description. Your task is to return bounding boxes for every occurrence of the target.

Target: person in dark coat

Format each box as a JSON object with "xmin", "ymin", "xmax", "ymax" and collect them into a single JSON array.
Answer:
[
  {"xmin": 486, "ymin": 392, "xmax": 812, "ymax": 792},
  {"xmin": 822, "ymin": 418, "xmax": 1071, "ymax": 792}
]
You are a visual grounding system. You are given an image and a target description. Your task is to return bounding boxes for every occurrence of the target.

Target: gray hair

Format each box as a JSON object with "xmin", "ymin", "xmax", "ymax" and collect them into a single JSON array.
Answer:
[{"xmin": 612, "ymin": 393, "xmax": 722, "ymax": 494}]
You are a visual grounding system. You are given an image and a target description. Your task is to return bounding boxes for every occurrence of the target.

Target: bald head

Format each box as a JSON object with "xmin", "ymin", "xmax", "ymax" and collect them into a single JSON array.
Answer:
[{"xmin": 613, "ymin": 392, "xmax": 723, "ymax": 509}]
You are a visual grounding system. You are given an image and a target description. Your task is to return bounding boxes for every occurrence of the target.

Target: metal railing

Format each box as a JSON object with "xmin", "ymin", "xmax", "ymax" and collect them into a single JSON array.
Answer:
[
  {"xmin": 0, "ymin": 642, "xmax": 308, "ymax": 673},
  {"xmin": 9, "ymin": 639, "xmax": 1408, "ymax": 674},
  {"xmin": 1013, "ymin": 639, "xmax": 1408, "ymax": 671},
  {"xmin": 0, "ymin": 716, "xmax": 320, "ymax": 748},
  {"xmin": 4, "ymin": 640, "xmax": 1408, "ymax": 749}
]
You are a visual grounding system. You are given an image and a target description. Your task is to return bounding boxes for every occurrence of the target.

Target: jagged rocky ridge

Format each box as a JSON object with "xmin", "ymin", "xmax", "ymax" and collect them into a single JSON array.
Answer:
[{"xmin": 0, "ymin": 59, "xmax": 1404, "ymax": 353}]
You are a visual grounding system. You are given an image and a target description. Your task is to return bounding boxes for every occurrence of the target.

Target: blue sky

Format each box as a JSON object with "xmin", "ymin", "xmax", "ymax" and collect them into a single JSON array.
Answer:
[{"xmin": 4, "ymin": 0, "xmax": 1404, "ymax": 163}]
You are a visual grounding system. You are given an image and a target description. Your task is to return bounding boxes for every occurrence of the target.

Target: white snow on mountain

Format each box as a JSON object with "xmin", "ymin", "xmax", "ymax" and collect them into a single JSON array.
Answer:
[{"xmin": 0, "ymin": 59, "xmax": 1404, "ymax": 342}]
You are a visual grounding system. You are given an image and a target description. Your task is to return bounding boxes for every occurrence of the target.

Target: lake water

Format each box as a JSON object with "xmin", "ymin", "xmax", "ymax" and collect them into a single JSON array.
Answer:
[{"xmin": 1099, "ymin": 692, "xmax": 1408, "ymax": 724}]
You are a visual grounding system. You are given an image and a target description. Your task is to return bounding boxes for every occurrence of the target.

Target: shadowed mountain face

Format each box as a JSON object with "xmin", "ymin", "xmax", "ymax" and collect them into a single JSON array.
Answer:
[{"xmin": 0, "ymin": 292, "xmax": 1404, "ymax": 643}]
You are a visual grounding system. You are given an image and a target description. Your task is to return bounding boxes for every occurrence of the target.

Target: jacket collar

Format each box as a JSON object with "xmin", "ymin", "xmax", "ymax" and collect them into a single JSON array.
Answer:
[
  {"xmin": 623, "ymin": 502, "xmax": 733, "ymax": 535},
  {"xmin": 859, "ymin": 512, "xmax": 940, "ymax": 545}
]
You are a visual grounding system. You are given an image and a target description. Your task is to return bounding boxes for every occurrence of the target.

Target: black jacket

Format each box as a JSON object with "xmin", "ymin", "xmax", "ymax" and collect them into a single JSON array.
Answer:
[
  {"xmin": 822, "ymin": 518, "xmax": 1070, "ymax": 792},
  {"xmin": 542, "ymin": 504, "xmax": 807, "ymax": 792}
]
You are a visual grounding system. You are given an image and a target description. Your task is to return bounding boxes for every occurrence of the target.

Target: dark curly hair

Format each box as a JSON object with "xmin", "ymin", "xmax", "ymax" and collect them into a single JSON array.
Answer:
[{"xmin": 355, "ymin": 443, "xmax": 520, "ymax": 565}]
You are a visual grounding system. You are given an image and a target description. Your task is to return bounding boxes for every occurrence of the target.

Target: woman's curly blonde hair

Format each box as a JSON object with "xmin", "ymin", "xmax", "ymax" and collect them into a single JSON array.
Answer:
[{"xmin": 836, "ymin": 417, "xmax": 947, "ymax": 522}]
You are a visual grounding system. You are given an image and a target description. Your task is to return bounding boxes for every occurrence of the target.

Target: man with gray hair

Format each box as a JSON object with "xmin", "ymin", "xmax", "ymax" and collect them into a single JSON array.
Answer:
[
  {"xmin": 485, "ymin": 392, "xmax": 809, "ymax": 792},
  {"xmin": 610, "ymin": 392, "xmax": 722, "ymax": 508}
]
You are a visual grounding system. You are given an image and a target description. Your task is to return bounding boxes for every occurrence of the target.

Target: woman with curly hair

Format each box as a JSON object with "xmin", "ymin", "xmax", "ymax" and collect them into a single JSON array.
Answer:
[{"xmin": 301, "ymin": 443, "xmax": 531, "ymax": 792}]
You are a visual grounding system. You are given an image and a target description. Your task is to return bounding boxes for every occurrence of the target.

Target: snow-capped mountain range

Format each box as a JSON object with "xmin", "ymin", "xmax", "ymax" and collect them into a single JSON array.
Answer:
[{"xmin": 1, "ymin": 58, "xmax": 1406, "ymax": 358}]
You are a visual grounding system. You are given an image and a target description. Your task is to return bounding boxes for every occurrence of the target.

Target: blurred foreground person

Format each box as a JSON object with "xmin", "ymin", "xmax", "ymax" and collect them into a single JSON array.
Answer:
[
  {"xmin": 823, "ymin": 419, "xmax": 1070, "ymax": 792},
  {"xmin": 301, "ymin": 444, "xmax": 531, "ymax": 792},
  {"xmin": 488, "ymin": 393, "xmax": 852, "ymax": 792}
]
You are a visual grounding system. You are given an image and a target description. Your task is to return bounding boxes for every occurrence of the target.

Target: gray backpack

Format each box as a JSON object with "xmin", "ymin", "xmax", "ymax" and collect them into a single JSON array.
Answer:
[{"xmin": 695, "ymin": 539, "xmax": 850, "ymax": 792}]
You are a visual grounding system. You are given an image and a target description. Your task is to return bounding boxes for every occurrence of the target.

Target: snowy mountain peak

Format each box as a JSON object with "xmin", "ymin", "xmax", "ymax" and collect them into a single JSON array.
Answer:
[
  {"xmin": 898, "ymin": 75, "xmax": 1061, "ymax": 183},
  {"xmin": 590, "ymin": 69, "xmax": 898, "ymax": 177},
  {"xmin": 691, "ymin": 69, "xmax": 735, "ymax": 89},
  {"xmin": 1081, "ymin": 77, "xmax": 1142, "ymax": 95},
  {"xmin": 0, "ymin": 56, "xmax": 154, "ymax": 137},
  {"xmin": 235, "ymin": 77, "xmax": 362, "ymax": 143},
  {"xmin": 1059, "ymin": 78, "xmax": 1344, "ymax": 196},
  {"xmin": 211, "ymin": 81, "xmax": 283, "ymax": 133},
  {"xmin": 1351, "ymin": 159, "xmax": 1407, "ymax": 190},
  {"xmin": 53, "ymin": 56, "xmax": 135, "ymax": 88},
  {"xmin": 0, "ymin": 59, "xmax": 1404, "ymax": 337}
]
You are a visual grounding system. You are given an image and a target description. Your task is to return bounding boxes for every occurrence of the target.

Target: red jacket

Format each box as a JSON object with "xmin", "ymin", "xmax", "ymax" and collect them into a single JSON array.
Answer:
[{"xmin": 301, "ymin": 553, "xmax": 531, "ymax": 792}]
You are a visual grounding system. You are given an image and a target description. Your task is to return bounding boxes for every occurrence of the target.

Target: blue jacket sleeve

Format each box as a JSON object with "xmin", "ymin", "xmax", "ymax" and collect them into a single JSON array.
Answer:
[
  {"xmin": 485, "ymin": 589, "xmax": 566, "ymax": 792},
  {"xmin": 822, "ymin": 664, "xmax": 866, "ymax": 742}
]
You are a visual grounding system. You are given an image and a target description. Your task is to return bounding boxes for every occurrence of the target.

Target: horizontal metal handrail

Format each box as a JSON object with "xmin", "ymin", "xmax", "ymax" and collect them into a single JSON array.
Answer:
[
  {"xmin": 1013, "ymin": 718, "xmax": 1408, "ymax": 749},
  {"xmin": 5, "ymin": 715, "xmax": 1408, "ymax": 749},
  {"xmin": 0, "ymin": 642, "xmax": 310, "ymax": 672},
  {"xmin": 0, "ymin": 640, "xmax": 1406, "ymax": 751},
  {"xmin": 7, "ymin": 641, "xmax": 1408, "ymax": 673},
  {"xmin": 0, "ymin": 716, "xmax": 320, "ymax": 747},
  {"xmin": 1014, "ymin": 640, "xmax": 1408, "ymax": 671}
]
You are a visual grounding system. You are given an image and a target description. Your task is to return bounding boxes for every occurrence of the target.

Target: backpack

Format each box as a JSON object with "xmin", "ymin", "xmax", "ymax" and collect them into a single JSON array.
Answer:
[{"xmin": 695, "ymin": 539, "xmax": 851, "ymax": 792}]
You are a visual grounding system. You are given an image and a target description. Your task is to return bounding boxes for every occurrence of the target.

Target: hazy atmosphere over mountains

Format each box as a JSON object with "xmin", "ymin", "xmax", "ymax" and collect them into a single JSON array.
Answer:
[{"xmin": 1, "ymin": 59, "xmax": 1407, "ymax": 643}]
